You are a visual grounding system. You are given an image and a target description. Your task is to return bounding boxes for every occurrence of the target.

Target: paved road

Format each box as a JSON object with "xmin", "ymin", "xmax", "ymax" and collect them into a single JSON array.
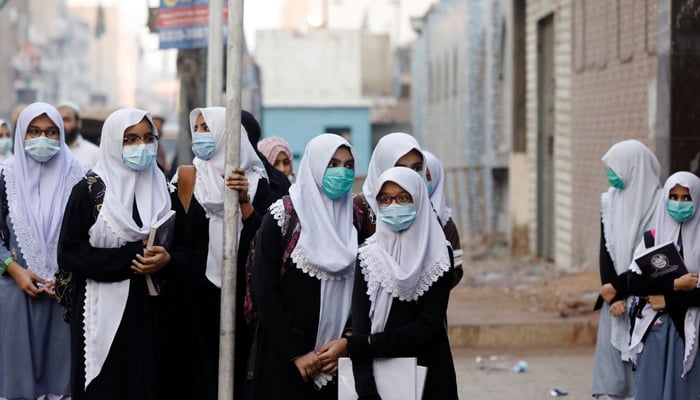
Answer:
[{"xmin": 453, "ymin": 346, "xmax": 595, "ymax": 399}]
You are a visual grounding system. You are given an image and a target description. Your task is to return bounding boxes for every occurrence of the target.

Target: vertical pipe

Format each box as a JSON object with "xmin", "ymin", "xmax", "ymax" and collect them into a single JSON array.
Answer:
[
  {"xmin": 207, "ymin": 0, "xmax": 224, "ymax": 106},
  {"xmin": 218, "ymin": 0, "xmax": 243, "ymax": 398}
]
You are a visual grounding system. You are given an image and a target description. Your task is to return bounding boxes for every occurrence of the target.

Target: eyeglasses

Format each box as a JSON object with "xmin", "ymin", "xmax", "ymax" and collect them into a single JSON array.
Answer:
[
  {"xmin": 377, "ymin": 192, "xmax": 413, "ymax": 206},
  {"xmin": 27, "ymin": 126, "xmax": 60, "ymax": 139},
  {"xmin": 123, "ymin": 134, "xmax": 158, "ymax": 146}
]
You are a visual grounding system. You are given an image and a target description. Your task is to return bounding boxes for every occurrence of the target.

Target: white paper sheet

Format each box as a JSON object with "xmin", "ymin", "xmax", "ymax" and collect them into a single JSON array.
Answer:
[{"xmin": 338, "ymin": 357, "xmax": 427, "ymax": 400}]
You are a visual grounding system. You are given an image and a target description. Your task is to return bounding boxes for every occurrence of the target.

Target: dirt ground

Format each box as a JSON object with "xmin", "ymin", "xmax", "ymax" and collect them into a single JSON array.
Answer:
[{"xmin": 453, "ymin": 244, "xmax": 601, "ymax": 322}]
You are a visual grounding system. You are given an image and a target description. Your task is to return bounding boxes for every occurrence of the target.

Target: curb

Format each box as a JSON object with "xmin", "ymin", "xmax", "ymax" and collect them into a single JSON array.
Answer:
[{"xmin": 448, "ymin": 317, "xmax": 599, "ymax": 348}]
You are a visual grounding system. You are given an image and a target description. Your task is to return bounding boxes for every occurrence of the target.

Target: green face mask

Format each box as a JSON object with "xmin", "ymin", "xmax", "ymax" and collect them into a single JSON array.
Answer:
[
  {"xmin": 667, "ymin": 200, "xmax": 695, "ymax": 223},
  {"xmin": 322, "ymin": 167, "xmax": 355, "ymax": 200},
  {"xmin": 606, "ymin": 170, "xmax": 624, "ymax": 190}
]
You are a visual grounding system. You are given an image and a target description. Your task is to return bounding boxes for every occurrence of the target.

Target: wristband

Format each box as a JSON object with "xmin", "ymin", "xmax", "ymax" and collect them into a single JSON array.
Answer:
[{"xmin": 0, "ymin": 256, "xmax": 12, "ymax": 275}]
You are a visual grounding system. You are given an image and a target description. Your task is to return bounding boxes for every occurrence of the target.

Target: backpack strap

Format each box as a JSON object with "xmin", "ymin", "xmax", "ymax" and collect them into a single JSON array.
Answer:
[
  {"xmin": 243, "ymin": 196, "xmax": 299, "ymax": 326},
  {"xmin": 0, "ymin": 174, "xmax": 9, "ymax": 251},
  {"xmin": 280, "ymin": 196, "xmax": 300, "ymax": 266},
  {"xmin": 244, "ymin": 196, "xmax": 300, "ymax": 378},
  {"xmin": 177, "ymin": 165, "xmax": 196, "ymax": 213}
]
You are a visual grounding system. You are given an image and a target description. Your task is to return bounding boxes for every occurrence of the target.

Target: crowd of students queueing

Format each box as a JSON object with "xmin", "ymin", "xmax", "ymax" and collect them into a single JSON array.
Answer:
[{"xmin": 0, "ymin": 103, "xmax": 462, "ymax": 400}]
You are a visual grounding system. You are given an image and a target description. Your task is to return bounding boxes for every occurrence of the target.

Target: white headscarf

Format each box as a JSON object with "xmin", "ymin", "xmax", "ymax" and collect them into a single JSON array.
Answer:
[
  {"xmin": 362, "ymin": 132, "xmax": 424, "ymax": 215},
  {"xmin": 1, "ymin": 102, "xmax": 88, "ymax": 281},
  {"xmin": 650, "ymin": 172, "xmax": 700, "ymax": 377},
  {"xmin": 188, "ymin": 107, "xmax": 268, "ymax": 288},
  {"xmin": 423, "ymin": 150, "xmax": 451, "ymax": 226},
  {"xmin": 358, "ymin": 167, "xmax": 451, "ymax": 334},
  {"xmin": 270, "ymin": 133, "xmax": 357, "ymax": 388},
  {"xmin": 600, "ymin": 140, "xmax": 661, "ymax": 359},
  {"xmin": 83, "ymin": 108, "xmax": 172, "ymax": 388},
  {"xmin": 601, "ymin": 140, "xmax": 661, "ymax": 274}
]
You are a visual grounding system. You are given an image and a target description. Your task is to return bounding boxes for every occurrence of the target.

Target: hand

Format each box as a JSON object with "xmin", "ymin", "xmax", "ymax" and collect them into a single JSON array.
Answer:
[
  {"xmin": 674, "ymin": 273, "xmax": 699, "ymax": 291},
  {"xmin": 600, "ymin": 283, "xmax": 617, "ymax": 303},
  {"xmin": 42, "ymin": 280, "xmax": 57, "ymax": 299},
  {"xmin": 223, "ymin": 168, "xmax": 250, "ymax": 203},
  {"xmin": 648, "ymin": 295, "xmax": 666, "ymax": 310},
  {"xmin": 609, "ymin": 300, "xmax": 625, "ymax": 317},
  {"xmin": 294, "ymin": 351, "xmax": 321, "ymax": 383},
  {"xmin": 7, "ymin": 261, "xmax": 47, "ymax": 298},
  {"xmin": 317, "ymin": 338, "xmax": 348, "ymax": 374},
  {"xmin": 132, "ymin": 246, "xmax": 171, "ymax": 275}
]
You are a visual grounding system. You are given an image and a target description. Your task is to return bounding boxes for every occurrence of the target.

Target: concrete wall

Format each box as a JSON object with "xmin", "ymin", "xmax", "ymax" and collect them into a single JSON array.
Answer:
[
  {"xmin": 525, "ymin": 0, "xmax": 573, "ymax": 268},
  {"xmin": 361, "ymin": 33, "xmax": 393, "ymax": 97},
  {"xmin": 256, "ymin": 29, "xmax": 364, "ymax": 106},
  {"xmin": 422, "ymin": 0, "xmax": 469, "ymax": 169},
  {"xmin": 261, "ymin": 107, "xmax": 371, "ymax": 175},
  {"xmin": 412, "ymin": 0, "xmax": 510, "ymax": 242}
]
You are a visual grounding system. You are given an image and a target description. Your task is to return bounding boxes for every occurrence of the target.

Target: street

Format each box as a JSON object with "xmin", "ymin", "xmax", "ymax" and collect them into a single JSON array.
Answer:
[{"xmin": 454, "ymin": 346, "xmax": 594, "ymax": 399}]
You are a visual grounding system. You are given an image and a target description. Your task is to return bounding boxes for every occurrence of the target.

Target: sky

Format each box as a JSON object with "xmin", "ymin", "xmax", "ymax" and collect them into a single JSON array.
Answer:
[
  {"xmin": 66, "ymin": 0, "xmax": 287, "ymax": 50},
  {"xmin": 65, "ymin": 0, "xmax": 436, "ymax": 50},
  {"xmin": 62, "ymin": 0, "xmax": 434, "ymax": 116}
]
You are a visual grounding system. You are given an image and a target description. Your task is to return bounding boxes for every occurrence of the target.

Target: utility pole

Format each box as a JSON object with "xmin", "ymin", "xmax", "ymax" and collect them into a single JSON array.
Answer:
[
  {"xmin": 218, "ymin": 0, "xmax": 243, "ymax": 398},
  {"xmin": 207, "ymin": 0, "xmax": 223, "ymax": 106}
]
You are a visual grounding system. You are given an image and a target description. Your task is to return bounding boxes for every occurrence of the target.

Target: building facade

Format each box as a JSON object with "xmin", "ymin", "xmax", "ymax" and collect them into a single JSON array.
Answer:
[
  {"xmin": 411, "ymin": 0, "xmax": 510, "ymax": 248},
  {"xmin": 412, "ymin": 0, "xmax": 677, "ymax": 271},
  {"xmin": 255, "ymin": 28, "xmax": 394, "ymax": 174}
]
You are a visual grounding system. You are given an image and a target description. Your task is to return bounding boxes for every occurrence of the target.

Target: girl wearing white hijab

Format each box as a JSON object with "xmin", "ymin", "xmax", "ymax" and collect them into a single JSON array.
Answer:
[
  {"xmin": 627, "ymin": 171, "xmax": 700, "ymax": 400},
  {"xmin": 249, "ymin": 134, "xmax": 359, "ymax": 399},
  {"xmin": 592, "ymin": 140, "xmax": 661, "ymax": 400},
  {"xmin": 349, "ymin": 167, "xmax": 458, "ymax": 400},
  {"xmin": 57, "ymin": 108, "xmax": 175, "ymax": 399},
  {"xmin": 163, "ymin": 107, "xmax": 271, "ymax": 400},
  {"xmin": 0, "ymin": 102, "xmax": 88, "ymax": 400},
  {"xmin": 0, "ymin": 119, "xmax": 13, "ymax": 162},
  {"xmin": 355, "ymin": 132, "xmax": 424, "ymax": 242}
]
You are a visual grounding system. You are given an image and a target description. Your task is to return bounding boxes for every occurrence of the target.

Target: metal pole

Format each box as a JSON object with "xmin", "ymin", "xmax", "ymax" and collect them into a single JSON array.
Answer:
[
  {"xmin": 219, "ymin": 0, "xmax": 243, "ymax": 398},
  {"xmin": 207, "ymin": 0, "xmax": 224, "ymax": 106}
]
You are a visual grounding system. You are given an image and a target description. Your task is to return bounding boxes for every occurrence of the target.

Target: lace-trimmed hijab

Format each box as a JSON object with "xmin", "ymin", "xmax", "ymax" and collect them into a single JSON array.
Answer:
[
  {"xmin": 2, "ymin": 102, "xmax": 88, "ymax": 281},
  {"xmin": 358, "ymin": 167, "xmax": 451, "ymax": 332}
]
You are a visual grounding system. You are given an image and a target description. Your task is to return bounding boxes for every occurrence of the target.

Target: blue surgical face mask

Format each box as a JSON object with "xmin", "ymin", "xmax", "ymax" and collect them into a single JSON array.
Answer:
[
  {"xmin": 191, "ymin": 132, "xmax": 216, "ymax": 160},
  {"xmin": 667, "ymin": 200, "xmax": 695, "ymax": 223},
  {"xmin": 322, "ymin": 167, "xmax": 355, "ymax": 200},
  {"xmin": 0, "ymin": 138, "xmax": 12, "ymax": 154},
  {"xmin": 379, "ymin": 203, "xmax": 417, "ymax": 232},
  {"xmin": 123, "ymin": 143, "xmax": 157, "ymax": 171},
  {"xmin": 426, "ymin": 180, "xmax": 434, "ymax": 196},
  {"xmin": 606, "ymin": 170, "xmax": 624, "ymax": 190},
  {"xmin": 25, "ymin": 136, "xmax": 60, "ymax": 163}
]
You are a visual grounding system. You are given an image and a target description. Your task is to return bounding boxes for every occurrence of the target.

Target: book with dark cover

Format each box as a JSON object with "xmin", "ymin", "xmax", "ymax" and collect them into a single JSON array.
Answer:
[
  {"xmin": 145, "ymin": 210, "xmax": 176, "ymax": 296},
  {"xmin": 634, "ymin": 240, "xmax": 688, "ymax": 279}
]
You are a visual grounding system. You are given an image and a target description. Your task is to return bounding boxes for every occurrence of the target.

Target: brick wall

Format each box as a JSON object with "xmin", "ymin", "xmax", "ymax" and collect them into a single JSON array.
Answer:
[
  {"xmin": 524, "ymin": 0, "xmax": 658, "ymax": 270},
  {"xmin": 569, "ymin": 0, "xmax": 658, "ymax": 268}
]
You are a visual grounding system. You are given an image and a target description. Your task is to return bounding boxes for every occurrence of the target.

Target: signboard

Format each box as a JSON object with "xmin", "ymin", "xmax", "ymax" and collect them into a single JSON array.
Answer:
[{"xmin": 158, "ymin": 0, "xmax": 228, "ymax": 49}]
